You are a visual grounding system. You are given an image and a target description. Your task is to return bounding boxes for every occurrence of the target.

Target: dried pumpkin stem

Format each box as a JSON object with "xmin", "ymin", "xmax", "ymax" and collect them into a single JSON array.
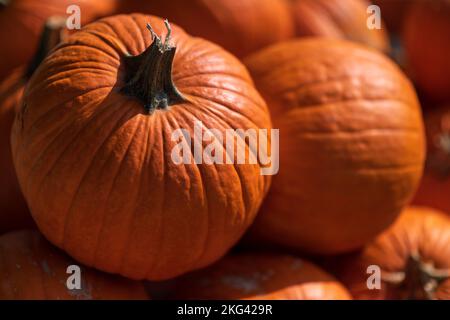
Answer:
[
  {"xmin": 121, "ymin": 20, "xmax": 185, "ymax": 114},
  {"xmin": 26, "ymin": 16, "xmax": 67, "ymax": 79}
]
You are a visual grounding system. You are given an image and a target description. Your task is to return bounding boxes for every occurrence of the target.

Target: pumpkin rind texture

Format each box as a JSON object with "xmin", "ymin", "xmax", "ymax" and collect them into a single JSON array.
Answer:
[
  {"xmin": 117, "ymin": 0, "xmax": 295, "ymax": 58},
  {"xmin": 0, "ymin": 230, "xmax": 149, "ymax": 300},
  {"xmin": 11, "ymin": 14, "xmax": 272, "ymax": 280},
  {"xmin": 330, "ymin": 207, "xmax": 450, "ymax": 300},
  {"xmin": 244, "ymin": 38, "xmax": 426, "ymax": 255},
  {"xmin": 169, "ymin": 253, "xmax": 352, "ymax": 300}
]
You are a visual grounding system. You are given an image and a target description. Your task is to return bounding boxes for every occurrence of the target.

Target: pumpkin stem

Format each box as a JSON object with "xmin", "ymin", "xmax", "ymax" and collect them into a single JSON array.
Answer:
[
  {"xmin": 383, "ymin": 254, "xmax": 450, "ymax": 300},
  {"xmin": 26, "ymin": 16, "xmax": 67, "ymax": 79},
  {"xmin": 121, "ymin": 20, "xmax": 185, "ymax": 114}
]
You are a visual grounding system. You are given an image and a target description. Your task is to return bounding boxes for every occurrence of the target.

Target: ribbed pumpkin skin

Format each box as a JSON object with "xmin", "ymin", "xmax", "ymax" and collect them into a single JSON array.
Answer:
[
  {"xmin": 0, "ymin": 0, "xmax": 117, "ymax": 80},
  {"xmin": 0, "ymin": 230, "xmax": 148, "ymax": 300},
  {"xmin": 413, "ymin": 107, "xmax": 450, "ymax": 214},
  {"xmin": 170, "ymin": 253, "xmax": 351, "ymax": 300},
  {"xmin": 290, "ymin": 0, "xmax": 390, "ymax": 52},
  {"xmin": 11, "ymin": 14, "xmax": 272, "ymax": 280},
  {"xmin": 0, "ymin": 68, "xmax": 33, "ymax": 234},
  {"xmin": 244, "ymin": 38, "xmax": 425, "ymax": 254},
  {"xmin": 330, "ymin": 207, "xmax": 450, "ymax": 300},
  {"xmin": 403, "ymin": 0, "xmax": 450, "ymax": 103},
  {"xmin": 117, "ymin": 0, "xmax": 294, "ymax": 58}
]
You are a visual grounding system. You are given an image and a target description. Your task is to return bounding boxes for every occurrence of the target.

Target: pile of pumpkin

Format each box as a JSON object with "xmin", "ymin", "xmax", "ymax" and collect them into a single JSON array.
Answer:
[{"xmin": 0, "ymin": 0, "xmax": 449, "ymax": 300}]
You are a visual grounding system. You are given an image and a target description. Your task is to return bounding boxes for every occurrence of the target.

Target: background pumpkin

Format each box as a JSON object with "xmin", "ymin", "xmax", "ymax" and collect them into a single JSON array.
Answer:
[
  {"xmin": 328, "ymin": 207, "xmax": 450, "ymax": 300},
  {"xmin": 402, "ymin": 0, "xmax": 450, "ymax": 103},
  {"xmin": 289, "ymin": 0, "xmax": 390, "ymax": 53},
  {"xmin": 413, "ymin": 106, "xmax": 450, "ymax": 214},
  {"xmin": 244, "ymin": 38, "xmax": 425, "ymax": 255},
  {"xmin": 11, "ymin": 14, "xmax": 272, "ymax": 281},
  {"xmin": 0, "ymin": 17, "xmax": 66, "ymax": 234},
  {"xmin": 169, "ymin": 253, "xmax": 352, "ymax": 300},
  {"xmin": 0, "ymin": 230, "xmax": 149, "ymax": 299},
  {"xmin": 0, "ymin": 0, "xmax": 117, "ymax": 80},
  {"xmin": 117, "ymin": 0, "xmax": 295, "ymax": 58}
]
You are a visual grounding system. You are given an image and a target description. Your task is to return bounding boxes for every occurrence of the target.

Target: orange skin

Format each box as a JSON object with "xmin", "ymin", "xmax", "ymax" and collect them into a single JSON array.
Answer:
[
  {"xmin": 169, "ymin": 253, "xmax": 352, "ymax": 300},
  {"xmin": 413, "ymin": 106, "xmax": 450, "ymax": 214},
  {"xmin": 11, "ymin": 14, "xmax": 272, "ymax": 281},
  {"xmin": 0, "ymin": 230, "xmax": 149, "ymax": 300},
  {"xmin": 290, "ymin": 0, "xmax": 390, "ymax": 53},
  {"xmin": 0, "ymin": 0, "xmax": 117, "ymax": 80},
  {"xmin": 117, "ymin": 0, "xmax": 295, "ymax": 58},
  {"xmin": 329, "ymin": 207, "xmax": 450, "ymax": 300},
  {"xmin": 244, "ymin": 38, "xmax": 425, "ymax": 255},
  {"xmin": 403, "ymin": 0, "xmax": 450, "ymax": 103}
]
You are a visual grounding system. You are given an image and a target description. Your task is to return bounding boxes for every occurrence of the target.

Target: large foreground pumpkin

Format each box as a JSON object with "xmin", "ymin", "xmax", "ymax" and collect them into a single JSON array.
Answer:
[
  {"xmin": 0, "ymin": 230, "xmax": 148, "ymax": 300},
  {"xmin": 290, "ymin": 0, "xmax": 389, "ymax": 52},
  {"xmin": 244, "ymin": 38, "xmax": 425, "ymax": 254},
  {"xmin": 413, "ymin": 106, "xmax": 450, "ymax": 214},
  {"xmin": 117, "ymin": 0, "xmax": 294, "ymax": 58},
  {"xmin": 403, "ymin": 0, "xmax": 450, "ymax": 102},
  {"xmin": 11, "ymin": 14, "xmax": 272, "ymax": 280},
  {"xmin": 0, "ymin": 17, "xmax": 66, "ymax": 234},
  {"xmin": 0, "ymin": 0, "xmax": 117, "ymax": 80},
  {"xmin": 330, "ymin": 207, "xmax": 450, "ymax": 300},
  {"xmin": 169, "ymin": 253, "xmax": 351, "ymax": 300}
]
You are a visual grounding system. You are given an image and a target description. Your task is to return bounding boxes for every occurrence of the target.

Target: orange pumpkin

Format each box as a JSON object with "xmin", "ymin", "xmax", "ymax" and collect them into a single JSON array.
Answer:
[
  {"xmin": 0, "ymin": 0, "xmax": 117, "ymax": 80},
  {"xmin": 413, "ymin": 106, "xmax": 450, "ymax": 214},
  {"xmin": 169, "ymin": 253, "xmax": 352, "ymax": 300},
  {"xmin": 117, "ymin": 0, "xmax": 295, "ymax": 58},
  {"xmin": 329, "ymin": 207, "xmax": 450, "ymax": 300},
  {"xmin": 11, "ymin": 14, "xmax": 272, "ymax": 281},
  {"xmin": 403, "ymin": 0, "xmax": 450, "ymax": 103},
  {"xmin": 244, "ymin": 38, "xmax": 425, "ymax": 255},
  {"xmin": 0, "ymin": 17, "xmax": 67, "ymax": 234},
  {"xmin": 0, "ymin": 230, "xmax": 149, "ymax": 299},
  {"xmin": 290, "ymin": 0, "xmax": 390, "ymax": 52}
]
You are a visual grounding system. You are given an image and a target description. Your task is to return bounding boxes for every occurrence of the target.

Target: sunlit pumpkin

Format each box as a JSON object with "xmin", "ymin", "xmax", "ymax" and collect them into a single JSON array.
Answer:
[{"xmin": 244, "ymin": 38, "xmax": 425, "ymax": 255}]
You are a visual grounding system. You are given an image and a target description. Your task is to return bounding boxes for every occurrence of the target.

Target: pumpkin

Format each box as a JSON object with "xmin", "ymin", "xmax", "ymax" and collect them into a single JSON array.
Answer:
[
  {"xmin": 0, "ymin": 230, "xmax": 149, "ymax": 299},
  {"xmin": 117, "ymin": 0, "xmax": 295, "ymax": 58},
  {"xmin": 413, "ymin": 106, "xmax": 450, "ymax": 214},
  {"xmin": 403, "ymin": 0, "xmax": 450, "ymax": 103},
  {"xmin": 244, "ymin": 38, "xmax": 426, "ymax": 255},
  {"xmin": 0, "ymin": 17, "xmax": 67, "ymax": 234},
  {"xmin": 329, "ymin": 207, "xmax": 450, "ymax": 300},
  {"xmin": 0, "ymin": 0, "xmax": 117, "ymax": 80},
  {"xmin": 290, "ymin": 0, "xmax": 390, "ymax": 52},
  {"xmin": 11, "ymin": 14, "xmax": 272, "ymax": 281},
  {"xmin": 169, "ymin": 253, "xmax": 352, "ymax": 300}
]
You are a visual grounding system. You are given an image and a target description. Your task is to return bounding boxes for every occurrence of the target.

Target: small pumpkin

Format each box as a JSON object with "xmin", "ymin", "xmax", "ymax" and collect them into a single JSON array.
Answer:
[
  {"xmin": 117, "ymin": 0, "xmax": 295, "ymax": 58},
  {"xmin": 413, "ymin": 106, "xmax": 450, "ymax": 214},
  {"xmin": 11, "ymin": 14, "xmax": 272, "ymax": 280},
  {"xmin": 329, "ymin": 207, "xmax": 450, "ymax": 300},
  {"xmin": 0, "ymin": 0, "xmax": 117, "ymax": 80},
  {"xmin": 290, "ymin": 0, "xmax": 390, "ymax": 52},
  {"xmin": 169, "ymin": 253, "xmax": 352, "ymax": 300},
  {"xmin": 0, "ymin": 17, "xmax": 67, "ymax": 234},
  {"xmin": 244, "ymin": 38, "xmax": 426, "ymax": 255},
  {"xmin": 0, "ymin": 230, "xmax": 149, "ymax": 300},
  {"xmin": 402, "ymin": 0, "xmax": 450, "ymax": 103}
]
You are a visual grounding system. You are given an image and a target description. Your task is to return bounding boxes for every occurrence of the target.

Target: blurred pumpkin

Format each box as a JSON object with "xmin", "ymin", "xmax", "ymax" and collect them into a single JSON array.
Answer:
[
  {"xmin": 0, "ymin": 0, "xmax": 117, "ymax": 80},
  {"xmin": 329, "ymin": 207, "xmax": 450, "ymax": 300},
  {"xmin": 169, "ymin": 253, "xmax": 351, "ymax": 300},
  {"xmin": 0, "ymin": 17, "xmax": 67, "ymax": 234},
  {"xmin": 403, "ymin": 0, "xmax": 450, "ymax": 103},
  {"xmin": 244, "ymin": 38, "xmax": 425, "ymax": 255},
  {"xmin": 0, "ymin": 229, "xmax": 149, "ymax": 300},
  {"xmin": 290, "ymin": 0, "xmax": 390, "ymax": 52},
  {"xmin": 11, "ymin": 14, "xmax": 272, "ymax": 281},
  {"xmin": 413, "ymin": 106, "xmax": 450, "ymax": 214},
  {"xmin": 117, "ymin": 0, "xmax": 295, "ymax": 58}
]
